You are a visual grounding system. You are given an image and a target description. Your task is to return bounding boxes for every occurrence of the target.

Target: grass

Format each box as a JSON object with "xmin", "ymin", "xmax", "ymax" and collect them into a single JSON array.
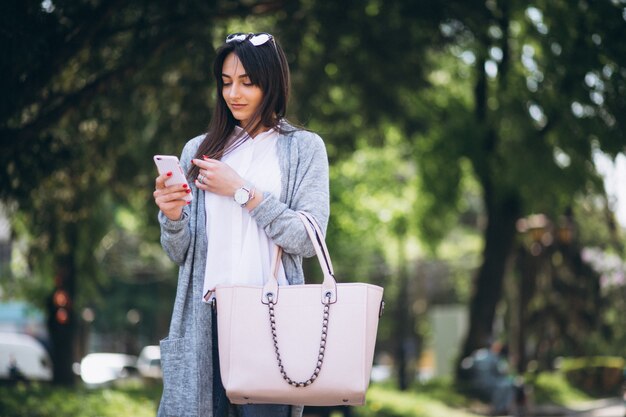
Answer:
[
  {"xmin": 354, "ymin": 372, "xmax": 602, "ymax": 417},
  {"xmin": 529, "ymin": 372, "xmax": 593, "ymax": 405},
  {"xmin": 0, "ymin": 381, "xmax": 161, "ymax": 417},
  {"xmin": 0, "ymin": 372, "xmax": 608, "ymax": 417},
  {"xmin": 0, "ymin": 379, "xmax": 480, "ymax": 417},
  {"xmin": 353, "ymin": 380, "xmax": 482, "ymax": 417}
]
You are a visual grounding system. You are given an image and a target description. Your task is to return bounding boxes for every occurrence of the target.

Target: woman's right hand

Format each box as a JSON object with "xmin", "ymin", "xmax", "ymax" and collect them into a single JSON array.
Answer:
[{"xmin": 153, "ymin": 172, "xmax": 192, "ymax": 220}]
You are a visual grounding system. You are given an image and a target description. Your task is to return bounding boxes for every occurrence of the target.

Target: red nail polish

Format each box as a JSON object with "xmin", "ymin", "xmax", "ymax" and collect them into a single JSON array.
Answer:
[
  {"xmin": 182, "ymin": 184, "xmax": 188, "ymax": 189},
  {"xmin": 187, "ymin": 201, "xmax": 191, "ymax": 205},
  {"xmin": 202, "ymin": 155, "xmax": 209, "ymax": 159},
  {"xmin": 186, "ymin": 189, "xmax": 191, "ymax": 193},
  {"xmin": 167, "ymin": 172, "xmax": 172, "ymax": 177}
]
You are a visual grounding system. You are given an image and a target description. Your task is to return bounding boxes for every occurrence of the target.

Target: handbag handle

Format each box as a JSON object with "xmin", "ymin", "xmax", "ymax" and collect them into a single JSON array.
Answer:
[
  {"xmin": 263, "ymin": 211, "xmax": 336, "ymax": 388},
  {"xmin": 262, "ymin": 211, "xmax": 337, "ymax": 305}
]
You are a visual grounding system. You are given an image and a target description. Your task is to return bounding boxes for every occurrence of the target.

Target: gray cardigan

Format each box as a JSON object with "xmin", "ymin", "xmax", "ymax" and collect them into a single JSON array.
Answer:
[{"xmin": 156, "ymin": 126, "xmax": 330, "ymax": 417}]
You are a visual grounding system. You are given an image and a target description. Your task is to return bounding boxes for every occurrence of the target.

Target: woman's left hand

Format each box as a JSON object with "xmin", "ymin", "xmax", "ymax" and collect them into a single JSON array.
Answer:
[{"xmin": 192, "ymin": 157, "xmax": 244, "ymax": 196}]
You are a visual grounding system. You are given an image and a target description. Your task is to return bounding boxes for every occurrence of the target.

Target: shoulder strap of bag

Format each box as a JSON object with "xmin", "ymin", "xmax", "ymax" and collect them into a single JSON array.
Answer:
[
  {"xmin": 264, "ymin": 212, "xmax": 337, "ymax": 304},
  {"xmin": 297, "ymin": 211, "xmax": 335, "ymax": 276}
]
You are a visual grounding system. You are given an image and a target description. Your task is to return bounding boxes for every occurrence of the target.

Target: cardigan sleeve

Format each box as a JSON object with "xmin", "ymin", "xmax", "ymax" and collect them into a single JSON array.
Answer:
[
  {"xmin": 157, "ymin": 137, "xmax": 201, "ymax": 265},
  {"xmin": 250, "ymin": 130, "xmax": 330, "ymax": 258}
]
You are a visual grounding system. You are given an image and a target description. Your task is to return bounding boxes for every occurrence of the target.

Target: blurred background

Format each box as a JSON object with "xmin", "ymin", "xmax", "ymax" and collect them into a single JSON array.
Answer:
[{"xmin": 1, "ymin": 0, "xmax": 625, "ymax": 416}]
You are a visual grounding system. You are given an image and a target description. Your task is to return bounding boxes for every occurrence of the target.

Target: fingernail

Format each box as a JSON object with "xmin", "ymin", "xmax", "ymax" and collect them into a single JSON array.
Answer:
[
  {"xmin": 202, "ymin": 155, "xmax": 209, "ymax": 160},
  {"xmin": 182, "ymin": 184, "xmax": 188, "ymax": 189},
  {"xmin": 187, "ymin": 201, "xmax": 191, "ymax": 205},
  {"xmin": 186, "ymin": 190, "xmax": 191, "ymax": 194},
  {"xmin": 167, "ymin": 172, "xmax": 172, "ymax": 177}
]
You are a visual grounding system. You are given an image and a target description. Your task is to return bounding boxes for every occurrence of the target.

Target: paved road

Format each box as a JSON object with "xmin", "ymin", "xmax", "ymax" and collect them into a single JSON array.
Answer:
[
  {"xmin": 530, "ymin": 398, "xmax": 624, "ymax": 417},
  {"xmin": 576, "ymin": 402, "xmax": 624, "ymax": 417}
]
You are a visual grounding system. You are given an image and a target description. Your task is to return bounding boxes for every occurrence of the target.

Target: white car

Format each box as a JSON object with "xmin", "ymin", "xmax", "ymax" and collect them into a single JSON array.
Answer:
[
  {"xmin": 137, "ymin": 345, "xmax": 161, "ymax": 379},
  {"xmin": 79, "ymin": 353, "xmax": 139, "ymax": 387},
  {"xmin": 0, "ymin": 332, "xmax": 52, "ymax": 381}
]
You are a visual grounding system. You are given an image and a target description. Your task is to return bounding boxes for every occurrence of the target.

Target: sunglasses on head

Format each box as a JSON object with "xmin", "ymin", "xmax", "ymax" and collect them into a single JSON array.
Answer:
[{"xmin": 226, "ymin": 32, "xmax": 274, "ymax": 47}]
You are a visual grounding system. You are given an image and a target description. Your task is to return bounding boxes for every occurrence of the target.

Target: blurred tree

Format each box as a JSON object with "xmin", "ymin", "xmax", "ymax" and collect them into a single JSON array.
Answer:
[
  {"xmin": 0, "ymin": 0, "xmax": 290, "ymax": 385},
  {"xmin": 509, "ymin": 200, "xmax": 626, "ymax": 374},
  {"xmin": 280, "ymin": 0, "xmax": 448, "ymax": 159},
  {"xmin": 444, "ymin": 0, "xmax": 626, "ymax": 367},
  {"xmin": 2, "ymin": 0, "xmax": 625, "ymax": 388},
  {"xmin": 512, "ymin": 213, "xmax": 602, "ymax": 371},
  {"xmin": 287, "ymin": 0, "xmax": 626, "ymax": 379},
  {"xmin": 326, "ymin": 130, "xmax": 424, "ymax": 389}
]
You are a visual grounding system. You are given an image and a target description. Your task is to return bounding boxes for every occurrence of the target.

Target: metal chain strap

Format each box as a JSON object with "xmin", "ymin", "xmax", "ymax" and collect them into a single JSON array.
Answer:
[{"xmin": 266, "ymin": 293, "xmax": 331, "ymax": 387}]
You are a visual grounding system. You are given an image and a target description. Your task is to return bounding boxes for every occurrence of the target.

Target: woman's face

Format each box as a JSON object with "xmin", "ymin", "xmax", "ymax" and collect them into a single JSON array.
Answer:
[{"xmin": 221, "ymin": 52, "xmax": 264, "ymax": 129}]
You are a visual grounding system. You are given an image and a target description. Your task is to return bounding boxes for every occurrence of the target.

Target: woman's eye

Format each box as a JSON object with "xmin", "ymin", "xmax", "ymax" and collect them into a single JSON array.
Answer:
[{"xmin": 243, "ymin": 82, "xmax": 253, "ymax": 86}]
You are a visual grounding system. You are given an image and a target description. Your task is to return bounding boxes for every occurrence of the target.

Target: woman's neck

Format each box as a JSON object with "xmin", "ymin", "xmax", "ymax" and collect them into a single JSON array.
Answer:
[
  {"xmin": 248, "ymin": 126, "xmax": 270, "ymax": 138},
  {"xmin": 241, "ymin": 115, "xmax": 279, "ymax": 138}
]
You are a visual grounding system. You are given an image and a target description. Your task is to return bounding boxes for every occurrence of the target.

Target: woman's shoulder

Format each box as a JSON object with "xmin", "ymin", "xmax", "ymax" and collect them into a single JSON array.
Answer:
[
  {"xmin": 183, "ymin": 134, "xmax": 206, "ymax": 151},
  {"xmin": 281, "ymin": 123, "xmax": 325, "ymax": 150},
  {"xmin": 179, "ymin": 134, "xmax": 206, "ymax": 161}
]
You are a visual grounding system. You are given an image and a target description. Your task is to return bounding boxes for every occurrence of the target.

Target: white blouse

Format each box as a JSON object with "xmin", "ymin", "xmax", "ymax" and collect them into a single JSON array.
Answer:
[{"xmin": 202, "ymin": 127, "xmax": 288, "ymax": 301}]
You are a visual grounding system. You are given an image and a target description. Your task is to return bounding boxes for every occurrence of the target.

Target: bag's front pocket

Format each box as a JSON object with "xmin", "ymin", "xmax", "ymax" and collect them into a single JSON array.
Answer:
[{"xmin": 159, "ymin": 336, "xmax": 192, "ymax": 417}]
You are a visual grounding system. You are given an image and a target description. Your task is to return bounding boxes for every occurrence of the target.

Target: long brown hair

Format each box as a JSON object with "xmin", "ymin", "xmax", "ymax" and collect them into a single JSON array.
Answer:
[{"xmin": 188, "ymin": 34, "xmax": 293, "ymax": 180}]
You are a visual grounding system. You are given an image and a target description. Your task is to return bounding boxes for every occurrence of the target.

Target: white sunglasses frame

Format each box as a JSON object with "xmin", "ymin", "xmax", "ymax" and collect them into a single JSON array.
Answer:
[{"xmin": 225, "ymin": 32, "xmax": 274, "ymax": 47}]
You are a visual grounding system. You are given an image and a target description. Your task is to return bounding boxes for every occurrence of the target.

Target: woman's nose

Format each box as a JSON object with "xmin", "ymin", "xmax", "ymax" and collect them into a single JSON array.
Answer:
[{"xmin": 228, "ymin": 83, "xmax": 240, "ymax": 98}]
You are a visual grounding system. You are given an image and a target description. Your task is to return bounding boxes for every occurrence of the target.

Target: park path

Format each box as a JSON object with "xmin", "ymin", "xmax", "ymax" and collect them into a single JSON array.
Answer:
[{"xmin": 529, "ymin": 397, "xmax": 624, "ymax": 417}]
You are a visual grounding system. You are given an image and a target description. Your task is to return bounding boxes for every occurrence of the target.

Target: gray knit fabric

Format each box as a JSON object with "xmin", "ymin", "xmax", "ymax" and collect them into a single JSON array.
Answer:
[{"xmin": 156, "ymin": 125, "xmax": 330, "ymax": 417}]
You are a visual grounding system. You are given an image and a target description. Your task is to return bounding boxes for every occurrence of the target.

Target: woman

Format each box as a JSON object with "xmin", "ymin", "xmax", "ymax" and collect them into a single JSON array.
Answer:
[{"xmin": 152, "ymin": 32, "xmax": 329, "ymax": 417}]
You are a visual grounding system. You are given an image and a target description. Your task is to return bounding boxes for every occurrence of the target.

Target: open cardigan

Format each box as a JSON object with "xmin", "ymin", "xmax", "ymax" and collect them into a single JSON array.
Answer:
[{"xmin": 156, "ymin": 125, "xmax": 330, "ymax": 417}]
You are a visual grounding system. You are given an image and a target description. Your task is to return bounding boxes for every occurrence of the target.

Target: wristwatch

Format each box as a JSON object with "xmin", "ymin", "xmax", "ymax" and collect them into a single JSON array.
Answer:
[{"xmin": 233, "ymin": 184, "xmax": 254, "ymax": 207}]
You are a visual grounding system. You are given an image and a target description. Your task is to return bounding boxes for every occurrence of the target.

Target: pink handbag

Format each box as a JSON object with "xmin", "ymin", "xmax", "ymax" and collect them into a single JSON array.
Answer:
[{"xmin": 214, "ymin": 211, "xmax": 384, "ymax": 406}]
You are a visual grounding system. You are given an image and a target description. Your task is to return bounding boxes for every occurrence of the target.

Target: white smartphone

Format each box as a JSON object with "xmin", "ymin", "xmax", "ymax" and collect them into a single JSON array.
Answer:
[{"xmin": 153, "ymin": 155, "xmax": 193, "ymax": 202}]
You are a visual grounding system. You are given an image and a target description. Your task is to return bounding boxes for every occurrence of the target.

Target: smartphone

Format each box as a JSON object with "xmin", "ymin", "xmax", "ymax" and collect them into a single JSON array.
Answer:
[{"xmin": 153, "ymin": 155, "xmax": 193, "ymax": 202}]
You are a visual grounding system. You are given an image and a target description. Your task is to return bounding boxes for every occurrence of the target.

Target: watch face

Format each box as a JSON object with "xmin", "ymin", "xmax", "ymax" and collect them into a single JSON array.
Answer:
[{"xmin": 234, "ymin": 188, "xmax": 250, "ymax": 205}]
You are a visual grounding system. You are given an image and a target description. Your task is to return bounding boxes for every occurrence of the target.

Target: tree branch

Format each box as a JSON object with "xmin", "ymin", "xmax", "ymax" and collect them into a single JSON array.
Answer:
[
  {"xmin": 15, "ymin": 0, "xmax": 127, "ymax": 113},
  {"xmin": 6, "ymin": 0, "xmax": 292, "ymax": 140}
]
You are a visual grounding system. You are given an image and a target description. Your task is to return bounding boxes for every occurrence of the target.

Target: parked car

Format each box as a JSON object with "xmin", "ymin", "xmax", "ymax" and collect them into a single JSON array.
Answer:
[
  {"xmin": 137, "ymin": 345, "xmax": 161, "ymax": 379},
  {"xmin": 79, "ymin": 353, "xmax": 139, "ymax": 387},
  {"xmin": 0, "ymin": 332, "xmax": 52, "ymax": 382}
]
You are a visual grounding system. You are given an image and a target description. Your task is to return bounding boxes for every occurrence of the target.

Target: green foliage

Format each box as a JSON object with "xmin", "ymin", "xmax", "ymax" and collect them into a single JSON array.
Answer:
[
  {"xmin": 410, "ymin": 377, "xmax": 474, "ymax": 408},
  {"xmin": 529, "ymin": 372, "xmax": 592, "ymax": 405},
  {"xmin": 561, "ymin": 356, "xmax": 626, "ymax": 370},
  {"xmin": 0, "ymin": 383, "xmax": 160, "ymax": 417},
  {"xmin": 559, "ymin": 357, "xmax": 626, "ymax": 396},
  {"xmin": 0, "ymin": 381, "xmax": 478, "ymax": 417},
  {"xmin": 354, "ymin": 383, "xmax": 479, "ymax": 417},
  {"xmin": 435, "ymin": 226, "xmax": 483, "ymax": 303},
  {"xmin": 282, "ymin": 0, "xmax": 446, "ymax": 158},
  {"xmin": 328, "ymin": 129, "xmax": 421, "ymax": 278},
  {"xmin": 0, "ymin": 373, "xmax": 613, "ymax": 417},
  {"xmin": 574, "ymin": 194, "xmax": 623, "ymax": 251},
  {"xmin": 428, "ymin": 0, "xmax": 626, "ymax": 362}
]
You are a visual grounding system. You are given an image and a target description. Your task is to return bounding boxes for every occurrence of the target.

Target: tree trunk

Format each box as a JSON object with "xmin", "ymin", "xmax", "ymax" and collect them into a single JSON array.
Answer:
[
  {"xmin": 458, "ymin": 192, "xmax": 521, "ymax": 369},
  {"xmin": 47, "ymin": 255, "xmax": 78, "ymax": 385},
  {"xmin": 393, "ymin": 234, "xmax": 411, "ymax": 390},
  {"xmin": 513, "ymin": 245, "xmax": 540, "ymax": 374},
  {"xmin": 457, "ymin": 6, "xmax": 520, "ymax": 374}
]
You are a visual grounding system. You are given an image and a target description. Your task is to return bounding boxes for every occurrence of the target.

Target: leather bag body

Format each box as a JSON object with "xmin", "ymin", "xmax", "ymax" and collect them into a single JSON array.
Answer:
[{"xmin": 214, "ymin": 212, "xmax": 384, "ymax": 406}]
